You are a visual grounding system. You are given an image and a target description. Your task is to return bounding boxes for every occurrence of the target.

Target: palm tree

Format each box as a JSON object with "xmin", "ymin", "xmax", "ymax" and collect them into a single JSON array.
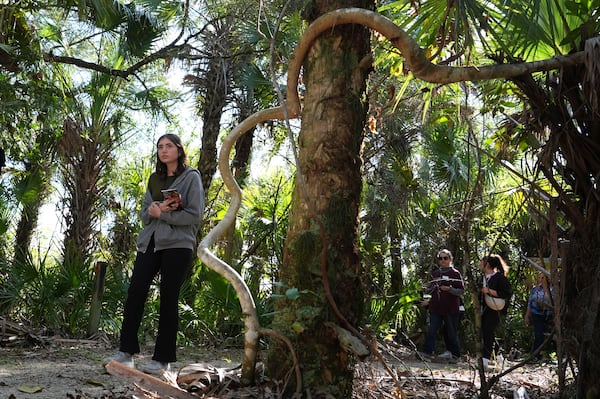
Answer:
[
  {"xmin": 196, "ymin": 2, "xmax": 586, "ymax": 394},
  {"xmin": 192, "ymin": 15, "xmax": 235, "ymax": 194},
  {"xmin": 2, "ymin": 0, "xmax": 180, "ymax": 333},
  {"xmin": 380, "ymin": 1, "xmax": 599, "ymax": 396},
  {"xmin": 490, "ymin": 3, "xmax": 600, "ymax": 396}
]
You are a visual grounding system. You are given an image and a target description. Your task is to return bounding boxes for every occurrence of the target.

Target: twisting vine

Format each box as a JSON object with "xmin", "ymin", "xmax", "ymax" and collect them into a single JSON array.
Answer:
[{"xmin": 196, "ymin": 7, "xmax": 587, "ymax": 387}]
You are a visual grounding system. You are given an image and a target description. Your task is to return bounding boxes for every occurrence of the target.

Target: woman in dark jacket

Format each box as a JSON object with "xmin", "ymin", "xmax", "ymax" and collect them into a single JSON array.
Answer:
[{"xmin": 479, "ymin": 254, "xmax": 512, "ymax": 369}]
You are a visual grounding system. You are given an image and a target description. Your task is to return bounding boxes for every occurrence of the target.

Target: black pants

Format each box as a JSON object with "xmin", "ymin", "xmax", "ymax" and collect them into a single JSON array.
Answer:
[
  {"xmin": 481, "ymin": 310, "xmax": 501, "ymax": 359},
  {"xmin": 119, "ymin": 239, "xmax": 193, "ymax": 362},
  {"xmin": 531, "ymin": 312, "xmax": 553, "ymax": 355}
]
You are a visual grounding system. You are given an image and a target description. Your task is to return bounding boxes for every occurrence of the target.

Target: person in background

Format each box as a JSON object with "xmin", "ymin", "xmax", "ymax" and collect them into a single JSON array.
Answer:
[
  {"xmin": 479, "ymin": 254, "xmax": 512, "ymax": 370},
  {"xmin": 524, "ymin": 271, "xmax": 554, "ymax": 358},
  {"xmin": 104, "ymin": 134, "xmax": 204, "ymax": 375},
  {"xmin": 421, "ymin": 249, "xmax": 465, "ymax": 362}
]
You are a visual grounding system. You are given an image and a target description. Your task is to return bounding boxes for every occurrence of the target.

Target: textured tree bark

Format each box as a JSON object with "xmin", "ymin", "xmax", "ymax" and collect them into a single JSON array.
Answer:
[
  {"xmin": 197, "ymin": 53, "xmax": 229, "ymax": 195},
  {"xmin": 197, "ymin": 5, "xmax": 591, "ymax": 394},
  {"xmin": 265, "ymin": 0, "xmax": 373, "ymax": 396}
]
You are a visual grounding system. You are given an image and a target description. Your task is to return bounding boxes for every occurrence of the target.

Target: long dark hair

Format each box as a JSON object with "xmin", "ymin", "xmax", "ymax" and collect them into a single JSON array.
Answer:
[
  {"xmin": 155, "ymin": 134, "xmax": 187, "ymax": 179},
  {"xmin": 484, "ymin": 254, "xmax": 509, "ymax": 275}
]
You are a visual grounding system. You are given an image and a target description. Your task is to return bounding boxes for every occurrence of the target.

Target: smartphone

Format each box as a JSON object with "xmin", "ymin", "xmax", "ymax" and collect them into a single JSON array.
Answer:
[{"xmin": 161, "ymin": 188, "xmax": 179, "ymax": 200}]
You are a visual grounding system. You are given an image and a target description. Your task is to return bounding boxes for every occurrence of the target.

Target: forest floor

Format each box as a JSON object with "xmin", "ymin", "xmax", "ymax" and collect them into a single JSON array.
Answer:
[{"xmin": 0, "ymin": 334, "xmax": 566, "ymax": 399}]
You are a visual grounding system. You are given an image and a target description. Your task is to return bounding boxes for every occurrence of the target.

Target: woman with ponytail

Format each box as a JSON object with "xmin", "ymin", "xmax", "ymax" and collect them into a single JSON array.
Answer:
[{"xmin": 479, "ymin": 254, "xmax": 512, "ymax": 370}]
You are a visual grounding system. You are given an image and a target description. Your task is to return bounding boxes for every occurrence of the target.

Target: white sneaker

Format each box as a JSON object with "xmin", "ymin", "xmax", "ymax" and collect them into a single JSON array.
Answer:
[
  {"xmin": 417, "ymin": 351, "xmax": 435, "ymax": 361},
  {"xmin": 103, "ymin": 351, "xmax": 134, "ymax": 368},
  {"xmin": 140, "ymin": 360, "xmax": 171, "ymax": 375},
  {"xmin": 496, "ymin": 354, "xmax": 505, "ymax": 369},
  {"xmin": 438, "ymin": 350, "xmax": 453, "ymax": 359}
]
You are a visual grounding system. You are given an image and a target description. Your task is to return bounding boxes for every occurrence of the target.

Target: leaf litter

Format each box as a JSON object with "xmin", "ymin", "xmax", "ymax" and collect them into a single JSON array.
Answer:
[{"xmin": 0, "ymin": 333, "xmax": 564, "ymax": 398}]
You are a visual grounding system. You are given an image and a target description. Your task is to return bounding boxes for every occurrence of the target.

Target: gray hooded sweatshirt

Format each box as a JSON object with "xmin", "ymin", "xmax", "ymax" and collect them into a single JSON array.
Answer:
[{"xmin": 136, "ymin": 167, "xmax": 204, "ymax": 253}]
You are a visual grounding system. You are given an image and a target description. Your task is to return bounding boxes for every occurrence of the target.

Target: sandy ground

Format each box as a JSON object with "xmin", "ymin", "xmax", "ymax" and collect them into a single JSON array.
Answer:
[
  {"xmin": 0, "ymin": 338, "xmax": 563, "ymax": 399},
  {"xmin": 0, "ymin": 340, "xmax": 242, "ymax": 399}
]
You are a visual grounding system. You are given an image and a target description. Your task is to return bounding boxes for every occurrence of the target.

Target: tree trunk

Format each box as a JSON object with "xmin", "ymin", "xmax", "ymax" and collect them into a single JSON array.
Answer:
[
  {"xmin": 266, "ymin": 0, "xmax": 372, "ymax": 395},
  {"xmin": 389, "ymin": 219, "xmax": 403, "ymax": 294},
  {"xmin": 196, "ymin": 40, "xmax": 231, "ymax": 196},
  {"xmin": 13, "ymin": 163, "xmax": 48, "ymax": 265},
  {"xmin": 507, "ymin": 55, "xmax": 600, "ymax": 398},
  {"xmin": 562, "ymin": 234, "xmax": 600, "ymax": 399},
  {"xmin": 59, "ymin": 118, "xmax": 103, "ymax": 270}
]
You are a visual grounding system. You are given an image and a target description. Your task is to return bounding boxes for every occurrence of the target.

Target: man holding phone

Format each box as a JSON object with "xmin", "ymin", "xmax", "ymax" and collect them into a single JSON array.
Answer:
[{"xmin": 420, "ymin": 249, "xmax": 465, "ymax": 362}]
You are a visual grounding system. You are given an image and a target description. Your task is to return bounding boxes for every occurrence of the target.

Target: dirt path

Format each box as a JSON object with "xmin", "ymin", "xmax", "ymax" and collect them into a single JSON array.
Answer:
[
  {"xmin": 0, "ymin": 340, "xmax": 241, "ymax": 399},
  {"xmin": 1, "ymin": 342, "xmax": 129, "ymax": 399},
  {"xmin": 0, "ymin": 339, "xmax": 562, "ymax": 398}
]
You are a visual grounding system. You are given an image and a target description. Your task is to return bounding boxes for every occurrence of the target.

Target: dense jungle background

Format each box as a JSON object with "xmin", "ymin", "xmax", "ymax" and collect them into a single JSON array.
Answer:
[{"xmin": 1, "ymin": 0, "xmax": 599, "ymax": 397}]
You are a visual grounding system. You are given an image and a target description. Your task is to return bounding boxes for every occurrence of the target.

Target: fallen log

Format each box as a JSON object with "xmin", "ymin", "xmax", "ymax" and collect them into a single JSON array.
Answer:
[{"xmin": 105, "ymin": 360, "xmax": 197, "ymax": 399}]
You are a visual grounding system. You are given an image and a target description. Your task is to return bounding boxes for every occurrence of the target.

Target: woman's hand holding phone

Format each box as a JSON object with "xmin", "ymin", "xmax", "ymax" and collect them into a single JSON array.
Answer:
[{"xmin": 161, "ymin": 189, "xmax": 182, "ymax": 210}]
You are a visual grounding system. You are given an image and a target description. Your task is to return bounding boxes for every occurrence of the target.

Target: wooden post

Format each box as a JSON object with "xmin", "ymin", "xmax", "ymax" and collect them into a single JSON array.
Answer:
[{"xmin": 88, "ymin": 261, "xmax": 107, "ymax": 336}]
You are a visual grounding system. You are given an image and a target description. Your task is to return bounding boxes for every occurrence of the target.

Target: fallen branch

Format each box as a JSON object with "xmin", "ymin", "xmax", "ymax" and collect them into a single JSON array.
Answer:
[{"xmin": 105, "ymin": 361, "xmax": 197, "ymax": 399}]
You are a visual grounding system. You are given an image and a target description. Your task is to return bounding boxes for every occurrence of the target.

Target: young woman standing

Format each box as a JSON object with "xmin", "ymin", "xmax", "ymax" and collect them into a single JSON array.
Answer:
[
  {"xmin": 479, "ymin": 254, "xmax": 512, "ymax": 369},
  {"xmin": 105, "ymin": 134, "xmax": 204, "ymax": 374}
]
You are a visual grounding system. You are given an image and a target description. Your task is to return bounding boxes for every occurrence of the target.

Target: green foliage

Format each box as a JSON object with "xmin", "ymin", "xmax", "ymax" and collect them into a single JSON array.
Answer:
[
  {"xmin": 0, "ymin": 181, "xmax": 15, "ymax": 259},
  {"xmin": 186, "ymin": 266, "xmax": 244, "ymax": 341},
  {"xmin": 379, "ymin": 0, "xmax": 493, "ymax": 66},
  {"xmin": 238, "ymin": 170, "xmax": 292, "ymax": 271},
  {"xmin": 89, "ymin": 0, "xmax": 128, "ymax": 30},
  {"xmin": 0, "ymin": 3, "xmax": 593, "ymax": 387},
  {"xmin": 499, "ymin": 0, "xmax": 597, "ymax": 58},
  {"xmin": 83, "ymin": 0, "xmax": 174, "ymax": 57},
  {"xmin": 366, "ymin": 282, "xmax": 423, "ymax": 336},
  {"xmin": 172, "ymin": 168, "xmax": 294, "ymax": 345},
  {"xmin": 0, "ymin": 251, "xmax": 95, "ymax": 336}
]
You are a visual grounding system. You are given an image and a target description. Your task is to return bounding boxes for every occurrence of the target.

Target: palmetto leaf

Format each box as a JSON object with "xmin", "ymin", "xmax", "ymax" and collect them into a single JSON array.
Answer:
[
  {"xmin": 490, "ymin": 0, "xmax": 597, "ymax": 60},
  {"xmin": 89, "ymin": 0, "xmax": 127, "ymax": 30}
]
